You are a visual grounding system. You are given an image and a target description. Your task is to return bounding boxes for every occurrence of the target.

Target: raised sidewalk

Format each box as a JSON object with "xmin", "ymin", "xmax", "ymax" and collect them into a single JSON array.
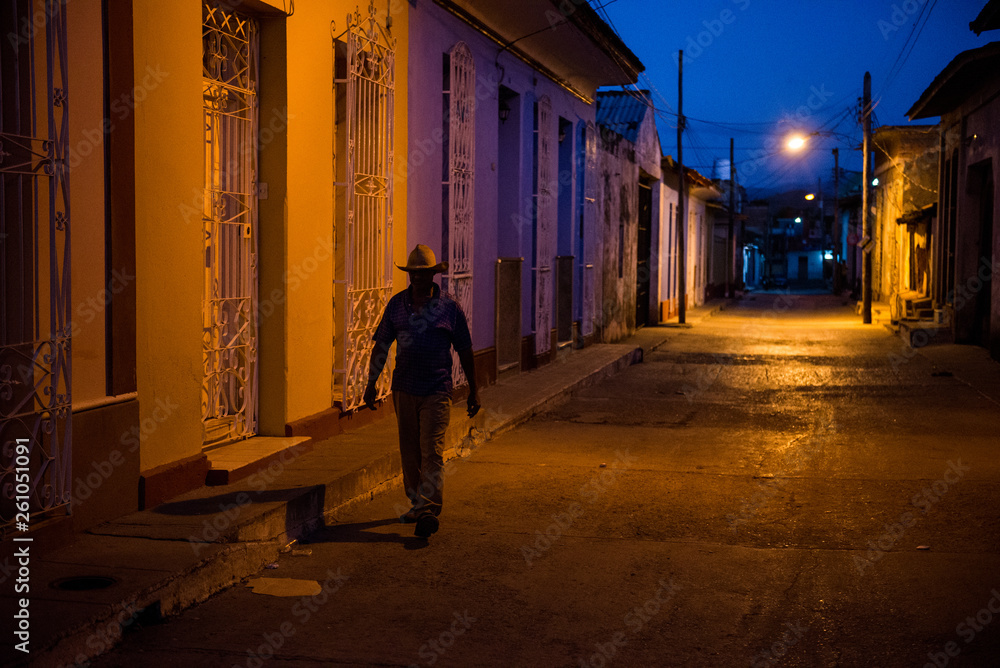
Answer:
[{"xmin": 7, "ymin": 323, "xmax": 696, "ymax": 668}]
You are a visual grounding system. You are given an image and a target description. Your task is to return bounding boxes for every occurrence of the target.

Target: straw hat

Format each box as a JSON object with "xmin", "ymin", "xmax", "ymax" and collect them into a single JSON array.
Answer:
[{"xmin": 396, "ymin": 244, "xmax": 448, "ymax": 273}]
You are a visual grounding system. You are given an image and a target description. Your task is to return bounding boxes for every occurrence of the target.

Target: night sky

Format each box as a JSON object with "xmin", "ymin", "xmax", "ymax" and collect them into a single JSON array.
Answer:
[{"xmin": 594, "ymin": 0, "xmax": 988, "ymax": 197}]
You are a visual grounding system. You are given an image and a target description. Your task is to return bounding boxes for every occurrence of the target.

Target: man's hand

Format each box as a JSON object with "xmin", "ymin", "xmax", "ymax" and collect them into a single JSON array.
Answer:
[
  {"xmin": 466, "ymin": 390, "xmax": 481, "ymax": 418},
  {"xmin": 363, "ymin": 384, "xmax": 378, "ymax": 411}
]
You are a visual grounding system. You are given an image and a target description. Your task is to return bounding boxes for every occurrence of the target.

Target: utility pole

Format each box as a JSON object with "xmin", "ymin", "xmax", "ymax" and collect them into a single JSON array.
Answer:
[
  {"xmin": 677, "ymin": 50, "xmax": 687, "ymax": 324},
  {"xmin": 862, "ymin": 71, "xmax": 872, "ymax": 324},
  {"xmin": 832, "ymin": 148, "xmax": 840, "ymax": 294},
  {"xmin": 727, "ymin": 137, "xmax": 735, "ymax": 298}
]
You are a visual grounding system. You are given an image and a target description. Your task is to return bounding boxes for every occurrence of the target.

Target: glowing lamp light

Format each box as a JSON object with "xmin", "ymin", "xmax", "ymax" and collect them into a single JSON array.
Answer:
[
  {"xmin": 872, "ymin": 177, "xmax": 880, "ymax": 186},
  {"xmin": 824, "ymin": 251, "xmax": 834, "ymax": 260},
  {"xmin": 787, "ymin": 135, "xmax": 807, "ymax": 151},
  {"xmin": 805, "ymin": 193, "xmax": 815, "ymax": 201},
  {"xmin": 794, "ymin": 217, "xmax": 802, "ymax": 223}
]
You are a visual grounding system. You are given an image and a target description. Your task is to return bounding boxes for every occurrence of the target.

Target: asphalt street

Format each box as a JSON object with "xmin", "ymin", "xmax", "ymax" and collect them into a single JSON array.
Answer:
[{"xmin": 90, "ymin": 293, "xmax": 1000, "ymax": 667}]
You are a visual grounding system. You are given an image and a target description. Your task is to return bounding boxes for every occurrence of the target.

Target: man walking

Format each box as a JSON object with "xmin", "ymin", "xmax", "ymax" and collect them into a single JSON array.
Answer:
[{"xmin": 364, "ymin": 244, "xmax": 480, "ymax": 538}]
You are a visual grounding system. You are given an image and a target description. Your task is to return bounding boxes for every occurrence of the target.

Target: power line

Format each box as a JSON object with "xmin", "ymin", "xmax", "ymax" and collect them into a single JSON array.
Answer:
[{"xmin": 878, "ymin": 0, "xmax": 939, "ymax": 97}]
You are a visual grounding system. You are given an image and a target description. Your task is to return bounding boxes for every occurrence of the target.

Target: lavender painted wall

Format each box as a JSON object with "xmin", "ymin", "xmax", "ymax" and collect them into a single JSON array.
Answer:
[{"xmin": 407, "ymin": 2, "xmax": 602, "ymax": 354}]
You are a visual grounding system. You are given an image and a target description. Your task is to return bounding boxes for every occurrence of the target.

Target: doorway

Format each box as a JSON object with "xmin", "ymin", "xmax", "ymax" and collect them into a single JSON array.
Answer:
[
  {"xmin": 636, "ymin": 181, "xmax": 653, "ymax": 327},
  {"xmin": 202, "ymin": 3, "xmax": 259, "ymax": 444},
  {"xmin": 969, "ymin": 160, "xmax": 994, "ymax": 349}
]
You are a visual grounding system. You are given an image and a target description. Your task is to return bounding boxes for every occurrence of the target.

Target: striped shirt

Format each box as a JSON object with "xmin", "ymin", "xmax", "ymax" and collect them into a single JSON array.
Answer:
[{"xmin": 372, "ymin": 284, "xmax": 473, "ymax": 396}]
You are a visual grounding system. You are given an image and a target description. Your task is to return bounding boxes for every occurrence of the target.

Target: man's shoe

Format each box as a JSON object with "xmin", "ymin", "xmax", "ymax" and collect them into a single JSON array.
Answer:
[
  {"xmin": 414, "ymin": 513, "xmax": 439, "ymax": 538},
  {"xmin": 399, "ymin": 510, "xmax": 420, "ymax": 524}
]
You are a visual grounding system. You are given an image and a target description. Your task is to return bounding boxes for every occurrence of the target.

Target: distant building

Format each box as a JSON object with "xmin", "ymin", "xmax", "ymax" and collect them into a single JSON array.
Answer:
[
  {"xmin": 764, "ymin": 190, "xmax": 831, "ymax": 288},
  {"xmin": 596, "ymin": 90, "xmax": 663, "ymax": 338},
  {"xmin": 659, "ymin": 158, "xmax": 720, "ymax": 314},
  {"xmin": 870, "ymin": 125, "xmax": 939, "ymax": 321}
]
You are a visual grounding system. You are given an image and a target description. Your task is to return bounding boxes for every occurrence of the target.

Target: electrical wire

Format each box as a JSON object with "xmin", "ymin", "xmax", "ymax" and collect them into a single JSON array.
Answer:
[
  {"xmin": 584, "ymin": 0, "xmax": 866, "ymax": 195},
  {"xmin": 878, "ymin": 0, "xmax": 939, "ymax": 98}
]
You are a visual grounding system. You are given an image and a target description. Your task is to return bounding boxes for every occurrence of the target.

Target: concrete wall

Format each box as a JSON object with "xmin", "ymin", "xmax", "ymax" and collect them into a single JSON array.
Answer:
[
  {"xmin": 656, "ymin": 173, "xmax": 714, "ymax": 315},
  {"xmin": 63, "ymin": 0, "xmax": 141, "ymax": 532},
  {"xmin": 872, "ymin": 128, "xmax": 938, "ymax": 303},
  {"xmin": 687, "ymin": 192, "xmax": 711, "ymax": 308},
  {"xmin": 68, "ymin": 0, "xmax": 108, "ymax": 406},
  {"xmin": 133, "ymin": 0, "xmax": 204, "ymax": 472},
  {"xmin": 597, "ymin": 129, "xmax": 638, "ymax": 341},
  {"xmin": 658, "ymin": 180, "xmax": 679, "ymax": 319}
]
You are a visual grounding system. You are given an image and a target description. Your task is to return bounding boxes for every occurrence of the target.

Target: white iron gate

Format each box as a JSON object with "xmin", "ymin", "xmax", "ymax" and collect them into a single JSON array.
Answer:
[
  {"xmin": 443, "ymin": 41, "xmax": 475, "ymax": 383},
  {"xmin": 201, "ymin": 2, "xmax": 259, "ymax": 444},
  {"xmin": 534, "ymin": 96, "xmax": 554, "ymax": 356},
  {"xmin": 333, "ymin": 3, "xmax": 395, "ymax": 412},
  {"xmin": 0, "ymin": 0, "xmax": 72, "ymax": 534}
]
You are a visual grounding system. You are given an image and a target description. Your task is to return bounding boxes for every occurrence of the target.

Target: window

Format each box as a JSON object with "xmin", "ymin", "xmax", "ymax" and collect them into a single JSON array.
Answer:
[{"xmin": 441, "ymin": 42, "xmax": 475, "ymax": 381}]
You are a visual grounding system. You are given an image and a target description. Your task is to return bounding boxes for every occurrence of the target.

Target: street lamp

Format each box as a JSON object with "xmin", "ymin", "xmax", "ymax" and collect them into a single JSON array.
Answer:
[{"xmin": 786, "ymin": 134, "xmax": 807, "ymax": 151}]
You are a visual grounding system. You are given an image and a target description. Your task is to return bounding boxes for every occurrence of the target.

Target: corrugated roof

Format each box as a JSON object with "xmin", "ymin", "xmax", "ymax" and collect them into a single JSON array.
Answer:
[{"xmin": 596, "ymin": 90, "xmax": 651, "ymax": 144}]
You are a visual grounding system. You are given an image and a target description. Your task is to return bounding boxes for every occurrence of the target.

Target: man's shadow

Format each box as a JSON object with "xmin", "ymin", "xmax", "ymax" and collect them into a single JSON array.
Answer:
[{"xmin": 307, "ymin": 518, "xmax": 431, "ymax": 551}]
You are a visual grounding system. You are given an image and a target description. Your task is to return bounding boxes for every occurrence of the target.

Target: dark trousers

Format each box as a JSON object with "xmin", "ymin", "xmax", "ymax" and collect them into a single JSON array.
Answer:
[{"xmin": 392, "ymin": 391, "xmax": 451, "ymax": 516}]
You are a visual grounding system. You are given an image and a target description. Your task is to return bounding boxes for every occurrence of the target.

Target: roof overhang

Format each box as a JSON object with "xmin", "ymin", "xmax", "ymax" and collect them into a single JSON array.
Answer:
[
  {"xmin": 971, "ymin": 0, "xmax": 1000, "ymax": 35},
  {"xmin": 907, "ymin": 42, "xmax": 1000, "ymax": 120},
  {"xmin": 661, "ymin": 155, "xmax": 720, "ymax": 197},
  {"xmin": 897, "ymin": 203, "xmax": 937, "ymax": 227},
  {"xmin": 438, "ymin": 0, "xmax": 644, "ymax": 103}
]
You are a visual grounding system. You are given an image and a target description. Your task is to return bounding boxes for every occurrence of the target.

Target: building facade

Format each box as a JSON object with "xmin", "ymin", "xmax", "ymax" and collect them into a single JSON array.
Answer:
[
  {"xmin": 658, "ymin": 157, "xmax": 718, "ymax": 316},
  {"xmin": 406, "ymin": 0, "xmax": 642, "ymax": 375},
  {"xmin": 1, "ymin": 0, "xmax": 412, "ymax": 537},
  {"xmin": 909, "ymin": 39, "xmax": 1000, "ymax": 358},
  {"xmin": 871, "ymin": 125, "xmax": 939, "ymax": 320},
  {"xmin": 595, "ymin": 91, "xmax": 663, "ymax": 339},
  {"xmin": 1, "ymin": 0, "xmax": 653, "ymax": 538}
]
